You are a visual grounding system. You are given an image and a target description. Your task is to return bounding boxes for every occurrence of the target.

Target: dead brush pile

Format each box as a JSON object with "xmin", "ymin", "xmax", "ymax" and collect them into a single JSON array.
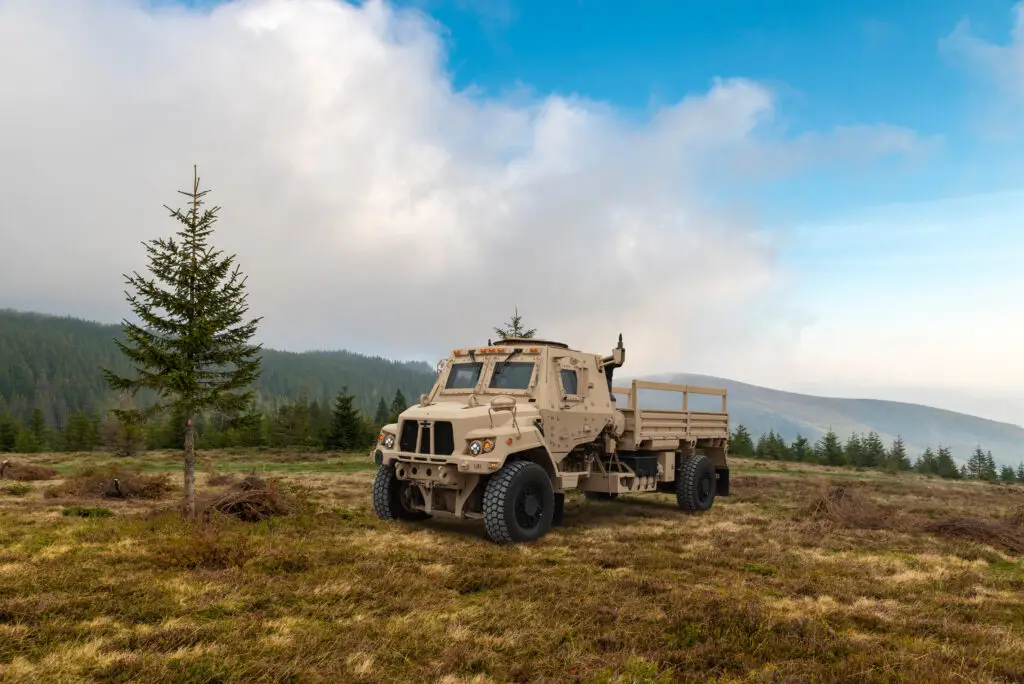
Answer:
[
  {"xmin": 0, "ymin": 459, "xmax": 60, "ymax": 481},
  {"xmin": 1008, "ymin": 505, "xmax": 1024, "ymax": 529},
  {"xmin": 802, "ymin": 483, "xmax": 902, "ymax": 530},
  {"xmin": 923, "ymin": 517, "xmax": 1024, "ymax": 556},
  {"xmin": 197, "ymin": 473, "xmax": 292, "ymax": 522},
  {"xmin": 43, "ymin": 464, "xmax": 172, "ymax": 500}
]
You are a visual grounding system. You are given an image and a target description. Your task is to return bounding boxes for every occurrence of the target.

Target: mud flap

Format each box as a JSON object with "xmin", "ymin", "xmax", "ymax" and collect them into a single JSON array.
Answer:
[
  {"xmin": 715, "ymin": 467, "xmax": 730, "ymax": 496},
  {"xmin": 552, "ymin": 492, "xmax": 565, "ymax": 526}
]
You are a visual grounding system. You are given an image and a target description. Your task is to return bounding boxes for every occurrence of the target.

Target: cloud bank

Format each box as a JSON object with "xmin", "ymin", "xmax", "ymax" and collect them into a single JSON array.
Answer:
[{"xmin": 0, "ymin": 0, "xmax": 924, "ymax": 376}]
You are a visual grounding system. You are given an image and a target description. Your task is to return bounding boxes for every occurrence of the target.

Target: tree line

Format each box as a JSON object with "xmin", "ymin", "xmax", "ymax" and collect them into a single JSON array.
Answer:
[
  {"xmin": 0, "ymin": 388, "xmax": 412, "ymax": 456},
  {"xmin": 728, "ymin": 424, "xmax": 1024, "ymax": 483}
]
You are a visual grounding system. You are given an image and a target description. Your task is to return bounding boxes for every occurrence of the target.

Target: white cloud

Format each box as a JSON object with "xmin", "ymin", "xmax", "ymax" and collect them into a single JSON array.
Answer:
[
  {"xmin": 0, "ymin": 0, "xmax": 923, "ymax": 377},
  {"xmin": 943, "ymin": 1, "xmax": 1024, "ymax": 133}
]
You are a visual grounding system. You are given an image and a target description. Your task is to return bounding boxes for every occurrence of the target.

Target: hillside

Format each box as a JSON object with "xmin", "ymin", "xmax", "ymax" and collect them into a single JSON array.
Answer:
[
  {"xmin": 626, "ymin": 372, "xmax": 1024, "ymax": 467},
  {"xmin": 0, "ymin": 309, "xmax": 436, "ymax": 425},
  {"xmin": 2, "ymin": 308, "xmax": 1022, "ymax": 465}
]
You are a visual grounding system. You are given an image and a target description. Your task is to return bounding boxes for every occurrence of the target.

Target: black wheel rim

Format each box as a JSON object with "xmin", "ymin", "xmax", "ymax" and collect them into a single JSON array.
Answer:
[
  {"xmin": 698, "ymin": 473, "xmax": 712, "ymax": 501},
  {"xmin": 398, "ymin": 482, "xmax": 418, "ymax": 512},
  {"xmin": 514, "ymin": 484, "xmax": 543, "ymax": 529}
]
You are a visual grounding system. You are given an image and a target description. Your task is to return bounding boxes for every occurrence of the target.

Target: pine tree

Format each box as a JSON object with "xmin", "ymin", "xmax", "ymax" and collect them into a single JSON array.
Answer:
[
  {"xmin": 967, "ymin": 446, "xmax": 987, "ymax": 479},
  {"xmin": 1016, "ymin": 462, "xmax": 1024, "ymax": 483},
  {"xmin": 325, "ymin": 387, "xmax": 365, "ymax": 451},
  {"xmin": 845, "ymin": 433, "xmax": 864, "ymax": 467},
  {"xmin": 999, "ymin": 464, "xmax": 1017, "ymax": 483},
  {"xmin": 790, "ymin": 434, "xmax": 813, "ymax": 463},
  {"xmin": 754, "ymin": 432, "xmax": 770, "ymax": 460},
  {"xmin": 63, "ymin": 410, "xmax": 96, "ymax": 451},
  {"xmin": 862, "ymin": 431, "xmax": 886, "ymax": 469},
  {"xmin": 935, "ymin": 445, "xmax": 959, "ymax": 479},
  {"xmin": 374, "ymin": 397, "xmax": 389, "ymax": 426},
  {"xmin": 887, "ymin": 435, "xmax": 911, "ymax": 472},
  {"xmin": 493, "ymin": 306, "xmax": 537, "ymax": 340},
  {"xmin": 770, "ymin": 430, "xmax": 790, "ymax": 460},
  {"xmin": 915, "ymin": 446, "xmax": 937, "ymax": 475},
  {"xmin": 815, "ymin": 428, "xmax": 844, "ymax": 466},
  {"xmin": 0, "ymin": 413, "xmax": 16, "ymax": 452},
  {"xmin": 388, "ymin": 389, "xmax": 408, "ymax": 423},
  {"xmin": 102, "ymin": 167, "xmax": 262, "ymax": 518},
  {"xmin": 28, "ymin": 407, "xmax": 47, "ymax": 451},
  {"xmin": 984, "ymin": 450, "xmax": 998, "ymax": 482},
  {"xmin": 728, "ymin": 425, "xmax": 755, "ymax": 458}
]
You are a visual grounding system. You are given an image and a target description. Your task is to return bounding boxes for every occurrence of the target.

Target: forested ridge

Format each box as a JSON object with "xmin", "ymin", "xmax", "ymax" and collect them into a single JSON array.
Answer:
[{"xmin": 0, "ymin": 308, "xmax": 434, "ymax": 442}]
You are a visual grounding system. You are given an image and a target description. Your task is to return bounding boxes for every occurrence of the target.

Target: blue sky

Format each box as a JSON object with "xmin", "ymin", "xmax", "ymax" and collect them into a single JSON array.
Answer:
[
  {"xmin": 396, "ymin": 0, "xmax": 1023, "ymax": 195},
  {"xmin": 2, "ymin": 0, "xmax": 1022, "ymax": 422}
]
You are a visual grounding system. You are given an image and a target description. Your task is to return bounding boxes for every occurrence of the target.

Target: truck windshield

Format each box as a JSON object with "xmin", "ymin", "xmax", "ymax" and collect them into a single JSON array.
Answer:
[
  {"xmin": 488, "ymin": 361, "xmax": 534, "ymax": 391},
  {"xmin": 445, "ymin": 362, "xmax": 482, "ymax": 389}
]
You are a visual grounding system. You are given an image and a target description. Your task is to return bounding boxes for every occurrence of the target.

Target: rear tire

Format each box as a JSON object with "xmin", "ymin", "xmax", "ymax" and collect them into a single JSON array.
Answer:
[
  {"xmin": 676, "ymin": 454, "xmax": 716, "ymax": 512},
  {"xmin": 372, "ymin": 465, "xmax": 429, "ymax": 521},
  {"xmin": 482, "ymin": 461, "xmax": 554, "ymax": 543}
]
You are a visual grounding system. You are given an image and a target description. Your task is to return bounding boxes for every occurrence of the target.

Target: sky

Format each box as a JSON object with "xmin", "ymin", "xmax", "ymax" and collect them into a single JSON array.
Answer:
[{"xmin": 0, "ymin": 0, "xmax": 1022, "ymax": 423}]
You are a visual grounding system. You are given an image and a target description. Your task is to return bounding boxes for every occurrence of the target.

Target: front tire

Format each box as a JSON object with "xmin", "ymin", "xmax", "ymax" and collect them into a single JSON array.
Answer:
[
  {"xmin": 372, "ymin": 465, "xmax": 429, "ymax": 521},
  {"xmin": 676, "ymin": 453, "xmax": 716, "ymax": 512},
  {"xmin": 482, "ymin": 461, "xmax": 554, "ymax": 543}
]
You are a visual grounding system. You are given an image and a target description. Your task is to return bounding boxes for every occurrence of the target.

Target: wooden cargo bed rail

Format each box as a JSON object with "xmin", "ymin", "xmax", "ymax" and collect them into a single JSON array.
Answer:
[
  {"xmin": 612, "ymin": 379, "xmax": 727, "ymax": 413},
  {"xmin": 610, "ymin": 380, "xmax": 728, "ymax": 448}
]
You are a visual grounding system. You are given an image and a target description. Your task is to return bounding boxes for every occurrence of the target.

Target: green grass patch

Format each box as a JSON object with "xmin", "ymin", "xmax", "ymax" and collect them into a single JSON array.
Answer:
[
  {"xmin": 743, "ymin": 562, "xmax": 777, "ymax": 576},
  {"xmin": 61, "ymin": 505, "xmax": 114, "ymax": 518}
]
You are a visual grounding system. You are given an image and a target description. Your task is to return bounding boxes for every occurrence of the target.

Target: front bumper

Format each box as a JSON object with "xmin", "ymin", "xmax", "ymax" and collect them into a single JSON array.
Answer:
[{"xmin": 375, "ymin": 449, "xmax": 504, "ymax": 476}]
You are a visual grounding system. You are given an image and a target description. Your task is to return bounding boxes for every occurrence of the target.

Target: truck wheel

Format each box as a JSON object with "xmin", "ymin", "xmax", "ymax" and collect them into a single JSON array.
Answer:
[
  {"xmin": 372, "ymin": 465, "xmax": 429, "ymax": 521},
  {"xmin": 482, "ymin": 460, "xmax": 554, "ymax": 543},
  {"xmin": 676, "ymin": 454, "xmax": 716, "ymax": 512}
]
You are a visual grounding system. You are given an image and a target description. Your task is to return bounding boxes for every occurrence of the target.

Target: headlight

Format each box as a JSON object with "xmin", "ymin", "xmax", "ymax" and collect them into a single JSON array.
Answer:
[
  {"xmin": 378, "ymin": 431, "xmax": 395, "ymax": 449},
  {"xmin": 468, "ymin": 438, "xmax": 495, "ymax": 455}
]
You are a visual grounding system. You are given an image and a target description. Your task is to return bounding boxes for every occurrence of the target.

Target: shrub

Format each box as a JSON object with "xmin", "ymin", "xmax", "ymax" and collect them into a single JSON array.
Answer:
[
  {"xmin": 44, "ymin": 464, "xmax": 172, "ymax": 500},
  {"xmin": 0, "ymin": 459, "xmax": 59, "ymax": 481}
]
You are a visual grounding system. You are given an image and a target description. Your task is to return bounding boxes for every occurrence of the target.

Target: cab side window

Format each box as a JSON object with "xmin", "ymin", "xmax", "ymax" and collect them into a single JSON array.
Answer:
[{"xmin": 559, "ymin": 369, "xmax": 579, "ymax": 396}]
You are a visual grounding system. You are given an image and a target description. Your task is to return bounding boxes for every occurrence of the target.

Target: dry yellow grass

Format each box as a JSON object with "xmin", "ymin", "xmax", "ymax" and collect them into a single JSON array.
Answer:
[{"xmin": 0, "ymin": 451, "xmax": 1023, "ymax": 683}]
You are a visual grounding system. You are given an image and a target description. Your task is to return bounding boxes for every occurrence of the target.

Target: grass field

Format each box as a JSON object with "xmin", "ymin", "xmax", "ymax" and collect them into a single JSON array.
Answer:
[{"xmin": 2, "ymin": 450, "xmax": 1023, "ymax": 683}]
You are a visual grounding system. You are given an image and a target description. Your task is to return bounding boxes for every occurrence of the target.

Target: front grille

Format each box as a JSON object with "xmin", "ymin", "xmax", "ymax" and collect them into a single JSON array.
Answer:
[
  {"xmin": 434, "ymin": 422, "xmax": 454, "ymax": 455},
  {"xmin": 399, "ymin": 420, "xmax": 418, "ymax": 452},
  {"xmin": 398, "ymin": 419, "xmax": 455, "ymax": 456}
]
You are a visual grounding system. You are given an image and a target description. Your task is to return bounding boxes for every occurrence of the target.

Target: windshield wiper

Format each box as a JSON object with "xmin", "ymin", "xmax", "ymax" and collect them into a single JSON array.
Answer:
[{"xmin": 495, "ymin": 348, "xmax": 521, "ymax": 375}]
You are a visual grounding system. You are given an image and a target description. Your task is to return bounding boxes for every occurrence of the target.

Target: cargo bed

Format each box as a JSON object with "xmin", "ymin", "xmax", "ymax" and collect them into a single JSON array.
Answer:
[{"xmin": 611, "ymin": 379, "xmax": 729, "ymax": 451}]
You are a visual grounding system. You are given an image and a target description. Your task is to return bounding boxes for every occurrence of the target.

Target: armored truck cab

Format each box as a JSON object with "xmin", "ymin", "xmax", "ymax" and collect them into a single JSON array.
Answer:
[{"xmin": 371, "ymin": 335, "xmax": 730, "ymax": 543}]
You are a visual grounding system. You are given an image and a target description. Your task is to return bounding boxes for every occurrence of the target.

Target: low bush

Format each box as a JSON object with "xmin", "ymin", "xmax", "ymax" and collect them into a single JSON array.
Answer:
[
  {"xmin": 0, "ymin": 459, "xmax": 60, "ymax": 481},
  {"xmin": 44, "ymin": 464, "xmax": 172, "ymax": 500}
]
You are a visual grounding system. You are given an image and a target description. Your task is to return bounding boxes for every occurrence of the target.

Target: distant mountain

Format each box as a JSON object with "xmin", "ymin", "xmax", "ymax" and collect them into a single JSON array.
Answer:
[{"xmin": 623, "ymin": 372, "xmax": 1024, "ymax": 467}]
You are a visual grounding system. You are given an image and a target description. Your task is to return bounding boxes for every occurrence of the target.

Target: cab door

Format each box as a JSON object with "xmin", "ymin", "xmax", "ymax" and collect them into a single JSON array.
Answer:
[{"xmin": 542, "ymin": 355, "xmax": 604, "ymax": 455}]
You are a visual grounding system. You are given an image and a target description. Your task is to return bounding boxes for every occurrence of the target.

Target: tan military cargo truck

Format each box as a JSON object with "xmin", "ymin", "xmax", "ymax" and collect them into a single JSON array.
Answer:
[{"xmin": 371, "ymin": 335, "xmax": 730, "ymax": 543}]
